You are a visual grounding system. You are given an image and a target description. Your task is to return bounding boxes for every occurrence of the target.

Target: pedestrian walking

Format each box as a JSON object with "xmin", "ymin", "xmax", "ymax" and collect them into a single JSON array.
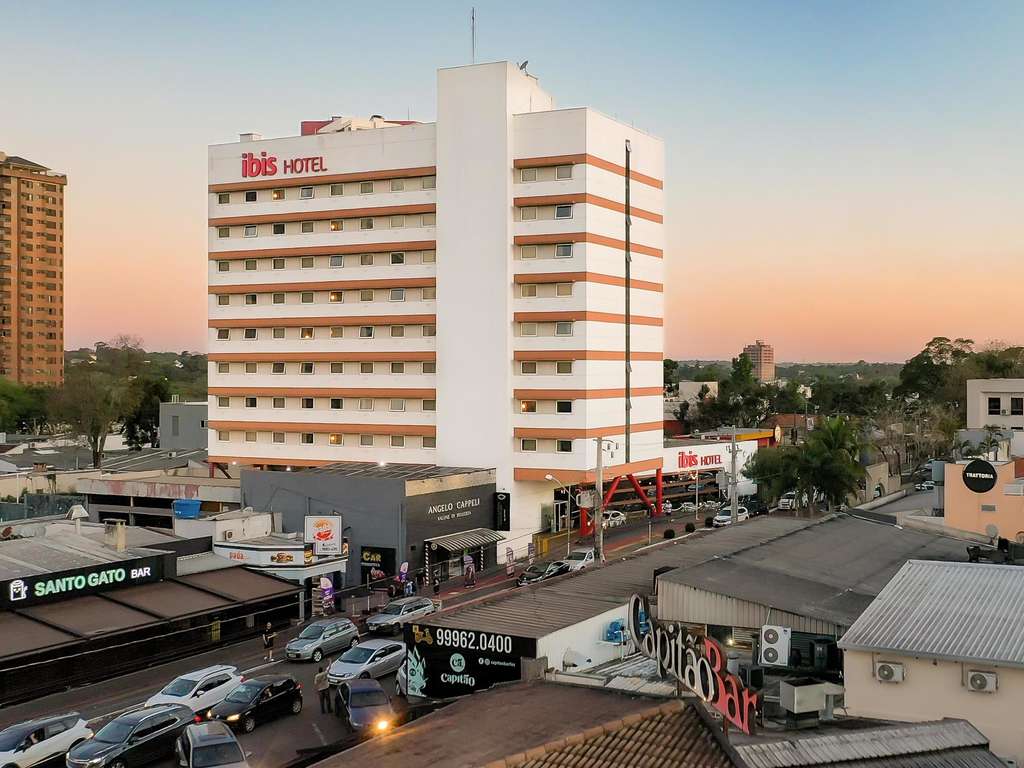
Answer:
[
  {"xmin": 432, "ymin": 574, "xmax": 441, "ymax": 597},
  {"xmin": 314, "ymin": 666, "xmax": 332, "ymax": 713},
  {"xmin": 262, "ymin": 622, "xmax": 277, "ymax": 662}
]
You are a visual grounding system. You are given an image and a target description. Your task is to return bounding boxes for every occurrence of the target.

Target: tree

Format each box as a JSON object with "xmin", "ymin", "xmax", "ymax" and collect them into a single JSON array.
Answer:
[
  {"xmin": 799, "ymin": 417, "xmax": 866, "ymax": 511},
  {"xmin": 49, "ymin": 368, "xmax": 126, "ymax": 468},
  {"xmin": 663, "ymin": 359, "xmax": 679, "ymax": 394},
  {"xmin": 743, "ymin": 447, "xmax": 799, "ymax": 504},
  {"xmin": 123, "ymin": 377, "xmax": 171, "ymax": 449},
  {"xmin": 0, "ymin": 379, "xmax": 50, "ymax": 433},
  {"xmin": 769, "ymin": 380, "xmax": 807, "ymax": 414}
]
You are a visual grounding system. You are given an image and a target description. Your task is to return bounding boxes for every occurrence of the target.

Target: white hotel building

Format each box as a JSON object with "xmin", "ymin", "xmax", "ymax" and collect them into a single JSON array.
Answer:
[{"xmin": 207, "ymin": 62, "xmax": 665, "ymax": 544}]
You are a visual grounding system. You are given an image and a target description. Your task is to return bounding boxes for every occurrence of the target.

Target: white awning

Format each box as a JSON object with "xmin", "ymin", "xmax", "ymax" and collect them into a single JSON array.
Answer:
[{"xmin": 424, "ymin": 528, "xmax": 505, "ymax": 553}]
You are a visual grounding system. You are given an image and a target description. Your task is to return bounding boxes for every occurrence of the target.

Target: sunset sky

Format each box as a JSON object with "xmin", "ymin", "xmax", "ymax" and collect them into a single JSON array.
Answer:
[{"xmin": 3, "ymin": 1, "xmax": 1021, "ymax": 362}]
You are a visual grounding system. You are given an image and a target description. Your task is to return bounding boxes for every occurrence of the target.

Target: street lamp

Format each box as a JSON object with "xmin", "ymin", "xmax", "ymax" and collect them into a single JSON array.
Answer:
[{"xmin": 543, "ymin": 473, "xmax": 573, "ymax": 557}]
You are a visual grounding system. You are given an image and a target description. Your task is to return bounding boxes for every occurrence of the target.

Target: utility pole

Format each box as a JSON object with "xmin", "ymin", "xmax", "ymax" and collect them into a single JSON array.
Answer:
[
  {"xmin": 729, "ymin": 426, "xmax": 740, "ymax": 525},
  {"xmin": 471, "ymin": 8, "xmax": 476, "ymax": 64},
  {"xmin": 624, "ymin": 139, "xmax": 632, "ymax": 463},
  {"xmin": 593, "ymin": 438, "xmax": 614, "ymax": 563}
]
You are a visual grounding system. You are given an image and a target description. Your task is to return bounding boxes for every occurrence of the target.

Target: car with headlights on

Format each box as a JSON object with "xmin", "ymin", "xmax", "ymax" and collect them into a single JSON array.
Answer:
[
  {"xmin": 327, "ymin": 638, "xmax": 406, "ymax": 684},
  {"xmin": 144, "ymin": 665, "xmax": 242, "ymax": 713},
  {"xmin": 284, "ymin": 618, "xmax": 359, "ymax": 663},
  {"xmin": 364, "ymin": 597, "xmax": 435, "ymax": 635},
  {"xmin": 335, "ymin": 680, "xmax": 397, "ymax": 737},
  {"xmin": 0, "ymin": 713, "xmax": 92, "ymax": 768},
  {"xmin": 66, "ymin": 704, "xmax": 192, "ymax": 768},
  {"xmin": 174, "ymin": 722, "xmax": 248, "ymax": 768},
  {"xmin": 205, "ymin": 676, "xmax": 302, "ymax": 735}
]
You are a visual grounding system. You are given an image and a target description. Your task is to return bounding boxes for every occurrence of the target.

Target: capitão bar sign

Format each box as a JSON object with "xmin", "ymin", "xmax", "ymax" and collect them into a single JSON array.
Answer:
[{"xmin": 627, "ymin": 593, "xmax": 759, "ymax": 734}]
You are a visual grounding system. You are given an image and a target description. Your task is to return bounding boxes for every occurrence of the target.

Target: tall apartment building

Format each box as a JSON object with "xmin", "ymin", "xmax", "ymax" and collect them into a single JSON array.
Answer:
[
  {"xmin": 207, "ymin": 62, "xmax": 665, "ymax": 542},
  {"xmin": 742, "ymin": 339, "xmax": 775, "ymax": 383},
  {"xmin": 0, "ymin": 153, "xmax": 66, "ymax": 386}
]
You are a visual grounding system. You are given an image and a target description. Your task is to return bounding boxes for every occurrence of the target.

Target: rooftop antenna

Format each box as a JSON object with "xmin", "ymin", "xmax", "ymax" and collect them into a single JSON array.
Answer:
[
  {"xmin": 518, "ymin": 60, "xmax": 529, "ymax": 72},
  {"xmin": 471, "ymin": 7, "xmax": 476, "ymax": 64}
]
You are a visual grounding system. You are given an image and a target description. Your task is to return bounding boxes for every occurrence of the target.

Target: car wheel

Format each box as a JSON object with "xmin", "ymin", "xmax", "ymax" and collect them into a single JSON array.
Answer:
[
  {"xmin": 359, "ymin": 671, "xmax": 371, "ymax": 679},
  {"xmin": 110, "ymin": 761, "xmax": 126, "ymax": 768},
  {"xmin": 312, "ymin": 648, "xmax": 323, "ymax": 663},
  {"xmin": 291, "ymin": 697, "xmax": 303, "ymax": 715},
  {"xmin": 242, "ymin": 716, "xmax": 256, "ymax": 734}
]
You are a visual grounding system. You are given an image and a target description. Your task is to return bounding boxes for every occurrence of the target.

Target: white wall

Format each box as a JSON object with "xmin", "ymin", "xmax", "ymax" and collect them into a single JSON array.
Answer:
[{"xmin": 536, "ymin": 604, "xmax": 630, "ymax": 672}]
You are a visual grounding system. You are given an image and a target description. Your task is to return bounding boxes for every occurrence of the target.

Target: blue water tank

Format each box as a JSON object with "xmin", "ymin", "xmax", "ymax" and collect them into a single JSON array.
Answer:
[{"xmin": 172, "ymin": 499, "xmax": 201, "ymax": 519}]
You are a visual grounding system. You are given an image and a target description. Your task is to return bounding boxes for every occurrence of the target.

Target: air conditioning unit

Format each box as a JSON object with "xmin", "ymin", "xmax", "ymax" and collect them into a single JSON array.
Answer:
[
  {"xmin": 968, "ymin": 670, "xmax": 998, "ymax": 693},
  {"xmin": 223, "ymin": 530, "xmax": 234, "ymax": 540},
  {"xmin": 759, "ymin": 625, "xmax": 791, "ymax": 667},
  {"xmin": 874, "ymin": 661, "xmax": 905, "ymax": 683}
]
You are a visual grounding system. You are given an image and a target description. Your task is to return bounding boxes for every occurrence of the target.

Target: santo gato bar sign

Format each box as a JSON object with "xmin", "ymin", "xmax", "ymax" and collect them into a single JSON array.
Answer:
[{"xmin": 242, "ymin": 151, "xmax": 327, "ymax": 177}]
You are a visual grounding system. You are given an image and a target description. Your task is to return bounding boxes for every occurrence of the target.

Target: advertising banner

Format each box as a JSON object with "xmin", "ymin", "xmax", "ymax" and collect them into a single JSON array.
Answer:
[
  {"xmin": 1, "ymin": 554, "xmax": 166, "ymax": 609},
  {"xmin": 404, "ymin": 623, "xmax": 537, "ymax": 699},
  {"xmin": 305, "ymin": 515, "xmax": 343, "ymax": 556}
]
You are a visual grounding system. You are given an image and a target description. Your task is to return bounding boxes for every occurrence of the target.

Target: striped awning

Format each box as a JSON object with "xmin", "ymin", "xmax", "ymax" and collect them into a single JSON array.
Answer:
[{"xmin": 425, "ymin": 528, "xmax": 506, "ymax": 553}]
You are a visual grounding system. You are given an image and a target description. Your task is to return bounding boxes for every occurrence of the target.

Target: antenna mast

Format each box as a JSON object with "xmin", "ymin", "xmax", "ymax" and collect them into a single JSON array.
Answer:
[{"xmin": 471, "ymin": 7, "xmax": 476, "ymax": 63}]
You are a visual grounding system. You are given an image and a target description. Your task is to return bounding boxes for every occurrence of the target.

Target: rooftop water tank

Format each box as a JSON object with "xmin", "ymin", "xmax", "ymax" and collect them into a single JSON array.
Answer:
[{"xmin": 172, "ymin": 499, "xmax": 201, "ymax": 519}]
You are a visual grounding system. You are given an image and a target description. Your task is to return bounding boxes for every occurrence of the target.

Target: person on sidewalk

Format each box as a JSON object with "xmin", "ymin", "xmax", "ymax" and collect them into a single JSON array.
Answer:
[
  {"xmin": 262, "ymin": 622, "xmax": 277, "ymax": 662},
  {"xmin": 314, "ymin": 666, "xmax": 332, "ymax": 713},
  {"xmin": 432, "ymin": 574, "xmax": 441, "ymax": 597}
]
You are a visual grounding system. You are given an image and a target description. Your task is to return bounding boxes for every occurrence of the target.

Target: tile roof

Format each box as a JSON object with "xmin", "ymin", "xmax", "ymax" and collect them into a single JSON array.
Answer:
[{"xmin": 838, "ymin": 560, "xmax": 1024, "ymax": 667}]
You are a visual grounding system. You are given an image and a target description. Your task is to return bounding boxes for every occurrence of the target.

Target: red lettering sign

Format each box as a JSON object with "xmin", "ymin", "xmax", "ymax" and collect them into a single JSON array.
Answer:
[
  {"xmin": 678, "ymin": 451, "xmax": 699, "ymax": 469},
  {"xmin": 241, "ymin": 153, "xmax": 326, "ymax": 178}
]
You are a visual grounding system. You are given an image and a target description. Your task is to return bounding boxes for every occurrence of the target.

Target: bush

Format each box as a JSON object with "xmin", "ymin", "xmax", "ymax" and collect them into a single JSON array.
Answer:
[
  {"xmin": 704, "ymin": 516, "xmax": 715, "ymax": 528},
  {"xmin": 685, "ymin": 522, "xmax": 696, "ymax": 533},
  {"xmin": 663, "ymin": 529, "xmax": 676, "ymax": 540}
]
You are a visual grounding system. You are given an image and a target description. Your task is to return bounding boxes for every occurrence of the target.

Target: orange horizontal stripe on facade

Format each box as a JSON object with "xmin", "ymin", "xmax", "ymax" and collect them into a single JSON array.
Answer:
[
  {"xmin": 209, "ymin": 277, "xmax": 436, "ymax": 294},
  {"xmin": 513, "ymin": 154, "xmax": 663, "ymax": 190},
  {"xmin": 209, "ymin": 240, "xmax": 436, "ymax": 260},
  {"xmin": 513, "ymin": 193, "xmax": 662, "ymax": 224},
  {"xmin": 514, "ymin": 232, "xmax": 662, "ymax": 259},
  {"xmin": 210, "ymin": 387, "xmax": 436, "ymax": 398},
  {"xmin": 512, "ymin": 350, "xmax": 662, "ymax": 361},
  {"xmin": 514, "ymin": 311, "xmax": 663, "ymax": 327},
  {"xmin": 512, "ymin": 272, "xmax": 662, "ymax": 292},
  {"xmin": 209, "ymin": 351, "xmax": 436, "ymax": 362},
  {"xmin": 209, "ymin": 314, "xmax": 435, "ymax": 328},
  {"xmin": 514, "ymin": 458, "xmax": 664, "ymax": 483},
  {"xmin": 209, "ymin": 166, "xmax": 437, "ymax": 193},
  {"xmin": 208, "ymin": 421, "xmax": 436, "ymax": 436},
  {"xmin": 514, "ymin": 420, "xmax": 663, "ymax": 439},
  {"xmin": 513, "ymin": 387, "xmax": 662, "ymax": 400},
  {"xmin": 209, "ymin": 203, "xmax": 435, "ymax": 227}
]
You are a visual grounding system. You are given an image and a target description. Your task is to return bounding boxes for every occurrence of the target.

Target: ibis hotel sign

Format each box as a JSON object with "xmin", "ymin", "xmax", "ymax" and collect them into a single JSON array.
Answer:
[
  {"xmin": 628, "ymin": 593, "xmax": 759, "ymax": 734},
  {"xmin": 242, "ymin": 151, "xmax": 327, "ymax": 178},
  {"xmin": 1, "ymin": 554, "xmax": 166, "ymax": 609}
]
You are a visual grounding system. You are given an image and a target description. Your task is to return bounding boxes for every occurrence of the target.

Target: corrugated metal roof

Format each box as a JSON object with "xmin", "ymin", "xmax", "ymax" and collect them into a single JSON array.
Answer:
[
  {"xmin": 304, "ymin": 462, "xmax": 487, "ymax": 480},
  {"xmin": 735, "ymin": 720, "xmax": 1001, "ymax": 768},
  {"xmin": 424, "ymin": 527, "xmax": 506, "ymax": 551},
  {"xmin": 838, "ymin": 560, "xmax": 1024, "ymax": 667}
]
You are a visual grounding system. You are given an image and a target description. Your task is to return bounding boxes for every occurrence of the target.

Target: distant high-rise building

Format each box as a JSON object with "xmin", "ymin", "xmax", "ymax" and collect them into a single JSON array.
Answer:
[
  {"xmin": 742, "ymin": 339, "xmax": 775, "ymax": 382},
  {"xmin": 0, "ymin": 152, "xmax": 65, "ymax": 386}
]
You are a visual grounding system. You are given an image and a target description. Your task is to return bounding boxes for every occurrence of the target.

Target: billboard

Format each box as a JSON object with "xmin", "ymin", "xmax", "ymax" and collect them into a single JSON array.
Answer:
[
  {"xmin": 304, "ymin": 515, "xmax": 343, "ymax": 556},
  {"xmin": 1, "ymin": 554, "xmax": 166, "ymax": 609}
]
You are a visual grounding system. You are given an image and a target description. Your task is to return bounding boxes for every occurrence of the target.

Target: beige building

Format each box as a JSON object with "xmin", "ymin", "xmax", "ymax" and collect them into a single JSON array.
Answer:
[
  {"xmin": 742, "ymin": 339, "xmax": 774, "ymax": 382},
  {"xmin": 0, "ymin": 153, "xmax": 66, "ymax": 386},
  {"xmin": 967, "ymin": 379, "xmax": 1024, "ymax": 430},
  {"xmin": 840, "ymin": 560, "xmax": 1024, "ymax": 763},
  {"xmin": 943, "ymin": 459, "xmax": 1024, "ymax": 540}
]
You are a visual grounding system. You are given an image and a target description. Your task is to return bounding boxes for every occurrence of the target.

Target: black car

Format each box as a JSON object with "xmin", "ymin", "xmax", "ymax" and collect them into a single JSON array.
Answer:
[
  {"xmin": 516, "ymin": 560, "xmax": 570, "ymax": 586},
  {"xmin": 66, "ymin": 704, "xmax": 192, "ymax": 768},
  {"xmin": 205, "ymin": 676, "xmax": 302, "ymax": 734}
]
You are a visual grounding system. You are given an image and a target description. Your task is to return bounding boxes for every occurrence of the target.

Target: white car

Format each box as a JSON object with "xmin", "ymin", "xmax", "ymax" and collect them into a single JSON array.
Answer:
[
  {"xmin": 565, "ymin": 548, "xmax": 595, "ymax": 571},
  {"xmin": 0, "ymin": 713, "xmax": 92, "ymax": 768},
  {"xmin": 778, "ymin": 492, "xmax": 797, "ymax": 511},
  {"xmin": 602, "ymin": 510, "xmax": 627, "ymax": 528},
  {"xmin": 712, "ymin": 508, "xmax": 749, "ymax": 527},
  {"xmin": 145, "ymin": 664, "xmax": 243, "ymax": 713},
  {"xmin": 915, "ymin": 480, "xmax": 935, "ymax": 492}
]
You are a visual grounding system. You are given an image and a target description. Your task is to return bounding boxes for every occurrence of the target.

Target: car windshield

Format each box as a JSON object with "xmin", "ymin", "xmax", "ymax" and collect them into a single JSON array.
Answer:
[
  {"xmin": 381, "ymin": 603, "xmax": 404, "ymax": 615},
  {"xmin": 567, "ymin": 552, "xmax": 588, "ymax": 561},
  {"xmin": 0, "ymin": 727, "xmax": 30, "ymax": 751},
  {"xmin": 160, "ymin": 677, "xmax": 197, "ymax": 697},
  {"xmin": 524, "ymin": 565, "xmax": 544, "ymax": 576},
  {"xmin": 298, "ymin": 625, "xmax": 325, "ymax": 639},
  {"xmin": 192, "ymin": 743, "xmax": 246, "ymax": 768},
  {"xmin": 93, "ymin": 720, "xmax": 134, "ymax": 744},
  {"xmin": 351, "ymin": 691, "xmax": 388, "ymax": 707},
  {"xmin": 224, "ymin": 683, "xmax": 262, "ymax": 704},
  {"xmin": 340, "ymin": 646, "xmax": 375, "ymax": 664}
]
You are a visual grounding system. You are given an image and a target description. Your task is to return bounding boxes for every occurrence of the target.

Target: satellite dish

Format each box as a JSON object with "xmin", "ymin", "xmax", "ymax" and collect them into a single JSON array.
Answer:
[
  {"xmin": 986, "ymin": 524, "xmax": 1000, "ymax": 539},
  {"xmin": 518, "ymin": 60, "xmax": 529, "ymax": 71},
  {"xmin": 0, "ymin": 526, "xmax": 12, "ymax": 539}
]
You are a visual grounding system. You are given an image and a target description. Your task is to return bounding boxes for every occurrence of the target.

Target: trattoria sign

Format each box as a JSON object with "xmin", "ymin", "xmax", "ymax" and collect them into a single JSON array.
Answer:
[
  {"xmin": 1, "ymin": 554, "xmax": 166, "ymax": 609},
  {"xmin": 627, "ymin": 593, "xmax": 759, "ymax": 734},
  {"xmin": 242, "ymin": 151, "xmax": 327, "ymax": 178}
]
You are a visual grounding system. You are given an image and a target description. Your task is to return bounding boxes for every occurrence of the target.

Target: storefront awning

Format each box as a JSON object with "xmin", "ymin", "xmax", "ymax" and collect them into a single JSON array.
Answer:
[{"xmin": 425, "ymin": 528, "xmax": 506, "ymax": 553}]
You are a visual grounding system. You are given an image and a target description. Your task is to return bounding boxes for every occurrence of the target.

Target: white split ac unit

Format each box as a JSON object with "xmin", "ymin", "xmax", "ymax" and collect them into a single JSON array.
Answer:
[
  {"xmin": 874, "ymin": 661, "xmax": 905, "ymax": 683},
  {"xmin": 968, "ymin": 670, "xmax": 998, "ymax": 693},
  {"xmin": 759, "ymin": 625, "xmax": 791, "ymax": 667},
  {"xmin": 223, "ymin": 530, "xmax": 234, "ymax": 540}
]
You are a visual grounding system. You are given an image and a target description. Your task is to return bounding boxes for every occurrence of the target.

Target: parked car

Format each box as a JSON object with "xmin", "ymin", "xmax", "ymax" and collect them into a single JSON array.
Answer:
[
  {"xmin": 0, "ymin": 713, "xmax": 92, "ymax": 768},
  {"xmin": 712, "ymin": 507, "xmax": 749, "ymax": 527},
  {"xmin": 602, "ymin": 510, "xmax": 627, "ymax": 528},
  {"xmin": 915, "ymin": 480, "xmax": 935, "ymax": 492},
  {"xmin": 516, "ymin": 560, "xmax": 570, "ymax": 586},
  {"xmin": 145, "ymin": 665, "xmax": 243, "ymax": 713},
  {"xmin": 335, "ymin": 679, "xmax": 398, "ymax": 736},
  {"xmin": 365, "ymin": 597, "xmax": 436, "ymax": 635},
  {"xmin": 565, "ymin": 548, "xmax": 595, "ymax": 571},
  {"xmin": 285, "ymin": 618, "xmax": 359, "ymax": 662},
  {"xmin": 66, "ymin": 704, "xmax": 192, "ymax": 768},
  {"xmin": 174, "ymin": 722, "xmax": 248, "ymax": 768},
  {"xmin": 205, "ymin": 676, "xmax": 302, "ymax": 734},
  {"xmin": 327, "ymin": 638, "xmax": 406, "ymax": 684},
  {"xmin": 778, "ymin": 491, "xmax": 797, "ymax": 510}
]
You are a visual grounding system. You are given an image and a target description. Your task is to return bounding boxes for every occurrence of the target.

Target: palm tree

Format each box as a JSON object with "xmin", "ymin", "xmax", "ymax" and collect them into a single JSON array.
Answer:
[
  {"xmin": 981, "ymin": 424, "xmax": 1004, "ymax": 460},
  {"xmin": 797, "ymin": 417, "xmax": 866, "ymax": 512}
]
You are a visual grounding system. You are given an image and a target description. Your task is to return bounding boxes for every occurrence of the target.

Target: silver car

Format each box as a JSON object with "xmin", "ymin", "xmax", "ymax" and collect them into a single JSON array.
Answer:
[
  {"xmin": 364, "ymin": 597, "xmax": 436, "ymax": 635},
  {"xmin": 175, "ymin": 722, "xmax": 248, "ymax": 768},
  {"xmin": 285, "ymin": 617, "xmax": 359, "ymax": 663},
  {"xmin": 327, "ymin": 638, "xmax": 406, "ymax": 684}
]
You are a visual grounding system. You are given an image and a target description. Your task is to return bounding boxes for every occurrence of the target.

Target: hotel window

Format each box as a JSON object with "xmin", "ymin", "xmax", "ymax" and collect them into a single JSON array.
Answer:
[
  {"xmin": 301, "ymin": 256, "xmax": 315, "ymax": 268},
  {"xmin": 329, "ymin": 433, "xmax": 343, "ymax": 446},
  {"xmin": 245, "ymin": 190, "xmax": 257, "ymax": 202},
  {"xmin": 331, "ymin": 183, "xmax": 344, "ymax": 196},
  {"xmin": 273, "ymin": 257, "xmax": 286, "ymax": 269},
  {"xmin": 330, "ymin": 255, "xmax": 344, "ymax": 267},
  {"xmin": 330, "ymin": 219, "xmax": 343, "ymax": 232},
  {"xmin": 244, "ymin": 225, "xmax": 257, "ymax": 238},
  {"xmin": 245, "ymin": 397, "xmax": 257, "ymax": 408},
  {"xmin": 520, "ymin": 400, "xmax": 537, "ymax": 413},
  {"xmin": 555, "ymin": 283, "xmax": 572, "ymax": 297},
  {"xmin": 520, "ymin": 284, "xmax": 537, "ymax": 298},
  {"xmin": 331, "ymin": 398, "xmax": 343, "ymax": 410},
  {"xmin": 422, "ymin": 213, "xmax": 436, "ymax": 225},
  {"xmin": 422, "ymin": 176, "xmax": 436, "ymax": 189},
  {"xmin": 245, "ymin": 362, "xmax": 257, "ymax": 373},
  {"xmin": 218, "ymin": 193, "xmax": 230, "ymax": 204},
  {"xmin": 273, "ymin": 432, "xmax": 285, "ymax": 443},
  {"xmin": 360, "ymin": 290, "xmax": 374, "ymax": 302},
  {"xmin": 331, "ymin": 362, "xmax": 344, "ymax": 373},
  {"xmin": 521, "ymin": 245, "xmax": 537, "ymax": 260},
  {"xmin": 391, "ymin": 435, "xmax": 405, "ymax": 448},
  {"xmin": 360, "ymin": 254, "xmax": 374, "ymax": 266},
  {"xmin": 245, "ymin": 431, "xmax": 257, "ymax": 442},
  {"xmin": 273, "ymin": 223, "xmax": 285, "ymax": 235},
  {"xmin": 422, "ymin": 251, "xmax": 436, "ymax": 263},
  {"xmin": 330, "ymin": 327, "xmax": 344, "ymax": 338},
  {"xmin": 299, "ymin": 186, "xmax": 314, "ymax": 199},
  {"xmin": 391, "ymin": 325, "xmax": 405, "ymax": 338},
  {"xmin": 273, "ymin": 327, "xmax": 285, "ymax": 339},
  {"xmin": 217, "ymin": 430, "xmax": 230, "ymax": 441},
  {"xmin": 300, "ymin": 362, "xmax": 314, "ymax": 374},
  {"xmin": 1013, "ymin": 398, "xmax": 1024, "ymax": 416},
  {"xmin": 422, "ymin": 287, "xmax": 436, "ymax": 300},
  {"xmin": 520, "ymin": 168, "xmax": 537, "ymax": 183},
  {"xmin": 554, "ymin": 204, "xmax": 573, "ymax": 219},
  {"xmin": 556, "ymin": 439, "xmax": 573, "ymax": 453},
  {"xmin": 217, "ymin": 295, "xmax": 230, "ymax": 306},
  {"xmin": 301, "ymin": 433, "xmax": 314, "ymax": 445},
  {"xmin": 360, "ymin": 362, "xmax": 374, "ymax": 374},
  {"xmin": 273, "ymin": 397, "xmax": 285, "ymax": 408},
  {"xmin": 391, "ymin": 362, "xmax": 405, "ymax": 374},
  {"xmin": 218, "ymin": 260, "xmax": 230, "ymax": 272},
  {"xmin": 272, "ymin": 361, "xmax": 285, "ymax": 373},
  {"xmin": 555, "ymin": 165, "xmax": 573, "ymax": 180},
  {"xmin": 359, "ymin": 398, "xmax": 373, "ymax": 410},
  {"xmin": 217, "ymin": 362, "xmax": 230, "ymax": 373},
  {"xmin": 556, "ymin": 400, "xmax": 572, "ymax": 414},
  {"xmin": 390, "ymin": 288, "xmax": 405, "ymax": 302},
  {"xmin": 390, "ymin": 252, "xmax": 405, "ymax": 265},
  {"xmin": 555, "ymin": 322, "xmax": 573, "ymax": 336},
  {"xmin": 520, "ymin": 438, "xmax": 537, "ymax": 452},
  {"xmin": 243, "ymin": 328, "xmax": 257, "ymax": 340},
  {"xmin": 521, "ymin": 361, "xmax": 537, "ymax": 375},
  {"xmin": 245, "ymin": 259, "xmax": 257, "ymax": 271},
  {"xmin": 217, "ymin": 227, "xmax": 230, "ymax": 239},
  {"xmin": 217, "ymin": 396, "xmax": 230, "ymax": 408},
  {"xmin": 273, "ymin": 293, "xmax": 285, "ymax": 304},
  {"xmin": 390, "ymin": 399, "xmax": 406, "ymax": 412},
  {"xmin": 302, "ymin": 397, "xmax": 314, "ymax": 409},
  {"xmin": 300, "ymin": 327, "xmax": 314, "ymax": 339},
  {"xmin": 329, "ymin": 291, "xmax": 343, "ymax": 303},
  {"xmin": 423, "ymin": 324, "xmax": 436, "ymax": 337},
  {"xmin": 555, "ymin": 243, "xmax": 573, "ymax": 259},
  {"xmin": 423, "ymin": 399, "xmax": 436, "ymax": 411},
  {"xmin": 556, "ymin": 360, "xmax": 573, "ymax": 374},
  {"xmin": 520, "ymin": 323, "xmax": 537, "ymax": 337},
  {"xmin": 390, "ymin": 215, "xmax": 405, "ymax": 228},
  {"xmin": 245, "ymin": 293, "xmax": 257, "ymax": 305},
  {"xmin": 272, "ymin": 188, "xmax": 285, "ymax": 201},
  {"xmin": 301, "ymin": 292, "xmax": 314, "ymax": 304},
  {"xmin": 300, "ymin": 221, "xmax": 314, "ymax": 234},
  {"xmin": 423, "ymin": 361, "xmax": 436, "ymax": 374},
  {"xmin": 390, "ymin": 179, "xmax": 404, "ymax": 192},
  {"xmin": 423, "ymin": 435, "xmax": 436, "ymax": 448},
  {"xmin": 360, "ymin": 218, "xmax": 374, "ymax": 230},
  {"xmin": 360, "ymin": 181, "xmax": 374, "ymax": 194},
  {"xmin": 360, "ymin": 434, "xmax": 374, "ymax": 447},
  {"xmin": 520, "ymin": 207, "xmax": 537, "ymax": 221},
  {"xmin": 989, "ymin": 397, "xmax": 1002, "ymax": 415}
]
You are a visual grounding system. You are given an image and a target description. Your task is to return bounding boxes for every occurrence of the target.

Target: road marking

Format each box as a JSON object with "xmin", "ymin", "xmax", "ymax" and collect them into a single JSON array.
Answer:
[
  {"xmin": 242, "ymin": 659, "xmax": 283, "ymax": 674},
  {"xmin": 311, "ymin": 722, "xmax": 327, "ymax": 745}
]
